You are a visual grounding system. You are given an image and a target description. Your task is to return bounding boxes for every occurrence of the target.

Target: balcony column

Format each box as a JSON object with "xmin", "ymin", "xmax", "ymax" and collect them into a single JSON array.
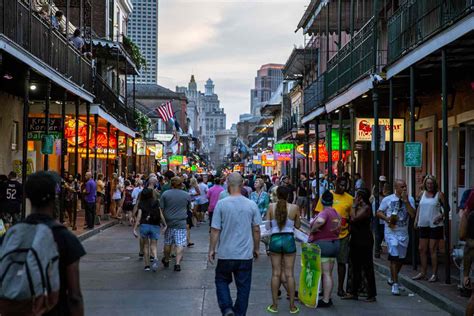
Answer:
[
  {"xmin": 125, "ymin": 134, "xmax": 128, "ymax": 177},
  {"xmin": 327, "ymin": 113, "xmax": 332, "ymax": 179},
  {"xmin": 105, "ymin": 122, "xmax": 111, "ymax": 216},
  {"xmin": 125, "ymin": 63, "xmax": 128, "ymax": 107},
  {"xmin": 43, "ymin": 80, "xmax": 51, "ymax": 171},
  {"xmin": 60, "ymin": 90, "xmax": 67, "ymax": 224},
  {"xmin": 389, "ymin": 79, "xmax": 394, "ymax": 187},
  {"xmin": 441, "ymin": 49, "xmax": 451, "ymax": 284},
  {"xmin": 409, "ymin": 66, "xmax": 417, "ymax": 269},
  {"xmin": 373, "ymin": 86, "xmax": 380, "ymax": 210},
  {"xmin": 349, "ymin": 106, "xmax": 355, "ymax": 195},
  {"xmin": 73, "ymin": 97, "xmax": 80, "ymax": 231},
  {"xmin": 21, "ymin": 68, "xmax": 30, "ymax": 220},
  {"xmin": 65, "ymin": 0, "xmax": 69, "ymax": 75},
  {"xmin": 338, "ymin": 108, "xmax": 343, "ymax": 175},
  {"xmin": 304, "ymin": 123, "xmax": 310, "ymax": 221},
  {"xmin": 85, "ymin": 102, "xmax": 90, "ymax": 173},
  {"xmin": 133, "ymin": 75, "xmax": 136, "ymax": 117},
  {"xmin": 131, "ymin": 138, "xmax": 135, "ymax": 174},
  {"xmin": 315, "ymin": 117, "xmax": 320, "ymax": 203},
  {"xmin": 115, "ymin": 130, "xmax": 120, "ymax": 174},
  {"xmin": 94, "ymin": 114, "xmax": 98, "ymax": 179}
]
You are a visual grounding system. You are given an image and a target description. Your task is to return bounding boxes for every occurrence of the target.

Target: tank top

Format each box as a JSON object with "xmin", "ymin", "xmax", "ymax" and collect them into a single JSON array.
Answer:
[
  {"xmin": 269, "ymin": 204, "xmax": 295, "ymax": 234},
  {"xmin": 418, "ymin": 191, "xmax": 442, "ymax": 228}
]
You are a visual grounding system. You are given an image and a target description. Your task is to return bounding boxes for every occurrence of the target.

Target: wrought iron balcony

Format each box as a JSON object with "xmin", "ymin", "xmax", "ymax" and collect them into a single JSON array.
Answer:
[
  {"xmin": 326, "ymin": 17, "xmax": 376, "ymax": 100},
  {"xmin": 276, "ymin": 114, "xmax": 298, "ymax": 141},
  {"xmin": 0, "ymin": 0, "xmax": 92, "ymax": 91},
  {"xmin": 94, "ymin": 75, "xmax": 136, "ymax": 130},
  {"xmin": 304, "ymin": 73, "xmax": 325, "ymax": 115},
  {"xmin": 388, "ymin": 0, "xmax": 474, "ymax": 63}
]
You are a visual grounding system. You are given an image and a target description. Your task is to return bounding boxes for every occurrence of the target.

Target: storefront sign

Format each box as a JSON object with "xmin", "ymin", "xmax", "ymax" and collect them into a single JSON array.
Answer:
[
  {"xmin": 41, "ymin": 135, "xmax": 54, "ymax": 155},
  {"xmin": 274, "ymin": 143, "xmax": 294, "ymax": 153},
  {"xmin": 191, "ymin": 165, "xmax": 198, "ymax": 172},
  {"xmin": 330, "ymin": 130, "xmax": 350, "ymax": 150},
  {"xmin": 65, "ymin": 119, "xmax": 88, "ymax": 145},
  {"xmin": 155, "ymin": 144, "xmax": 164, "ymax": 159},
  {"xmin": 169, "ymin": 155, "xmax": 183, "ymax": 166},
  {"xmin": 404, "ymin": 142, "xmax": 422, "ymax": 167},
  {"xmin": 153, "ymin": 133, "xmax": 174, "ymax": 142},
  {"xmin": 136, "ymin": 141, "xmax": 147, "ymax": 156},
  {"xmin": 355, "ymin": 118, "xmax": 405, "ymax": 142},
  {"xmin": 275, "ymin": 152, "xmax": 291, "ymax": 161},
  {"xmin": 27, "ymin": 117, "xmax": 62, "ymax": 140},
  {"xmin": 159, "ymin": 159, "xmax": 168, "ymax": 166}
]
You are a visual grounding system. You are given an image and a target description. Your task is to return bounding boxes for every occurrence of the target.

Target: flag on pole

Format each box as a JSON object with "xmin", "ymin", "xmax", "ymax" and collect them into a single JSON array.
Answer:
[{"xmin": 155, "ymin": 101, "xmax": 174, "ymax": 122}]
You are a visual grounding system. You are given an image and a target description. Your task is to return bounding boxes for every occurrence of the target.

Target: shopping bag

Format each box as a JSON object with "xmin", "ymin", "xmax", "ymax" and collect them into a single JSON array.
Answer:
[
  {"xmin": 260, "ymin": 221, "xmax": 272, "ymax": 238},
  {"xmin": 294, "ymin": 229, "xmax": 309, "ymax": 243},
  {"xmin": 298, "ymin": 243, "xmax": 322, "ymax": 308}
]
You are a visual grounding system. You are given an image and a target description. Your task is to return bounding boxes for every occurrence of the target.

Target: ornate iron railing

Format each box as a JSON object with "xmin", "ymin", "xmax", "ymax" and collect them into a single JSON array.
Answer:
[
  {"xmin": 388, "ymin": 0, "xmax": 474, "ymax": 63},
  {"xmin": 0, "ymin": 0, "xmax": 92, "ymax": 91},
  {"xmin": 304, "ymin": 73, "xmax": 325, "ymax": 115},
  {"xmin": 276, "ymin": 113, "xmax": 298, "ymax": 140}
]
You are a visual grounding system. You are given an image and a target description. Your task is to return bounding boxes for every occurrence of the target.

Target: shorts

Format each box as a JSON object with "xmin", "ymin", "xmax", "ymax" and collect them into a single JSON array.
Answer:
[
  {"xmin": 314, "ymin": 239, "xmax": 340, "ymax": 259},
  {"xmin": 269, "ymin": 233, "xmax": 296, "ymax": 254},
  {"xmin": 385, "ymin": 232, "xmax": 409, "ymax": 260},
  {"xmin": 337, "ymin": 236, "xmax": 350, "ymax": 264},
  {"xmin": 418, "ymin": 226, "xmax": 444, "ymax": 240},
  {"xmin": 296, "ymin": 196, "xmax": 308, "ymax": 208},
  {"xmin": 140, "ymin": 224, "xmax": 160, "ymax": 240},
  {"xmin": 164, "ymin": 228, "xmax": 187, "ymax": 247},
  {"xmin": 198, "ymin": 203, "xmax": 209, "ymax": 213}
]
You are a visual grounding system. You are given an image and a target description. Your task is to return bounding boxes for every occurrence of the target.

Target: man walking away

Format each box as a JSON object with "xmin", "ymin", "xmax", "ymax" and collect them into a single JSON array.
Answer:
[
  {"xmin": 209, "ymin": 172, "xmax": 262, "ymax": 316},
  {"xmin": 83, "ymin": 172, "xmax": 96, "ymax": 230},
  {"xmin": 296, "ymin": 173, "xmax": 309, "ymax": 218},
  {"xmin": 3, "ymin": 171, "xmax": 22, "ymax": 225},
  {"xmin": 207, "ymin": 177, "xmax": 224, "ymax": 228},
  {"xmin": 161, "ymin": 177, "xmax": 191, "ymax": 271},
  {"xmin": 377, "ymin": 179, "xmax": 416, "ymax": 295}
]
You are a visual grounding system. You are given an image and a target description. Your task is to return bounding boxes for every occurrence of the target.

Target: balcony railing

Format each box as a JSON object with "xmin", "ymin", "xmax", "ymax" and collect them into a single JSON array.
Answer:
[
  {"xmin": 388, "ymin": 0, "xmax": 474, "ymax": 63},
  {"xmin": 326, "ymin": 17, "xmax": 376, "ymax": 100},
  {"xmin": 94, "ymin": 75, "xmax": 136, "ymax": 130},
  {"xmin": 276, "ymin": 114, "xmax": 298, "ymax": 140},
  {"xmin": 304, "ymin": 73, "xmax": 325, "ymax": 115},
  {"xmin": 0, "ymin": 0, "xmax": 92, "ymax": 92}
]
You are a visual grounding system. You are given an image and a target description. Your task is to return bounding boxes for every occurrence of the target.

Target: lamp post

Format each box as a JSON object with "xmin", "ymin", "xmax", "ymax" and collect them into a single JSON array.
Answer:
[{"xmin": 291, "ymin": 125, "xmax": 298, "ymax": 187}]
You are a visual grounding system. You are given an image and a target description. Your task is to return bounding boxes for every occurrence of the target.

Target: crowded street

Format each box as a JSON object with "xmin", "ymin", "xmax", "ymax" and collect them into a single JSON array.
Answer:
[{"xmin": 81, "ymin": 221, "xmax": 448, "ymax": 316}]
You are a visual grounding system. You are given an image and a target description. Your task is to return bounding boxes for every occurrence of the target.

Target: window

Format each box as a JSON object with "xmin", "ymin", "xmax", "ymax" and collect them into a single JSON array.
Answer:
[{"xmin": 11, "ymin": 121, "xmax": 18, "ymax": 151}]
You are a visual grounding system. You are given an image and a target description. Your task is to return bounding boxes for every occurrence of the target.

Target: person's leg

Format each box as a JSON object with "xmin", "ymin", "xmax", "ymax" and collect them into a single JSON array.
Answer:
[
  {"xmin": 337, "ymin": 237, "xmax": 348, "ymax": 295},
  {"xmin": 150, "ymin": 239, "xmax": 158, "ymax": 259},
  {"xmin": 215, "ymin": 259, "xmax": 235, "ymax": 315},
  {"xmin": 163, "ymin": 229, "xmax": 172, "ymax": 265},
  {"xmin": 142, "ymin": 231, "xmax": 150, "ymax": 268},
  {"xmin": 283, "ymin": 253, "xmax": 297, "ymax": 312},
  {"xmin": 270, "ymin": 253, "xmax": 283, "ymax": 310},
  {"xmin": 466, "ymin": 290, "xmax": 474, "ymax": 316},
  {"xmin": 175, "ymin": 246, "xmax": 184, "ymax": 265},
  {"xmin": 321, "ymin": 260, "xmax": 334, "ymax": 302},
  {"xmin": 418, "ymin": 238, "xmax": 429, "ymax": 277},
  {"xmin": 175, "ymin": 229, "xmax": 187, "ymax": 267},
  {"xmin": 233, "ymin": 259, "xmax": 253, "ymax": 316},
  {"xmin": 390, "ymin": 259, "xmax": 399, "ymax": 283},
  {"xmin": 186, "ymin": 224, "xmax": 192, "ymax": 245},
  {"xmin": 429, "ymin": 238, "xmax": 440, "ymax": 278},
  {"xmin": 363, "ymin": 243, "xmax": 377, "ymax": 299},
  {"xmin": 349, "ymin": 244, "xmax": 361, "ymax": 298}
]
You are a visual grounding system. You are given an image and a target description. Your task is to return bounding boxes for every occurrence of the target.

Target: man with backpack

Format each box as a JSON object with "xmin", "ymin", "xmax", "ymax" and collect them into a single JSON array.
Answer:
[
  {"xmin": 3, "ymin": 171, "xmax": 22, "ymax": 226},
  {"xmin": 0, "ymin": 171, "xmax": 85, "ymax": 315}
]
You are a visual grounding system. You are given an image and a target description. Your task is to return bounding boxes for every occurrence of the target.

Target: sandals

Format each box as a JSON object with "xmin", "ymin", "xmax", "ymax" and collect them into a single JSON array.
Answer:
[
  {"xmin": 412, "ymin": 273, "xmax": 427, "ymax": 281},
  {"xmin": 290, "ymin": 306, "xmax": 300, "ymax": 314},
  {"xmin": 341, "ymin": 293, "xmax": 358, "ymax": 300},
  {"xmin": 428, "ymin": 275, "xmax": 438, "ymax": 283},
  {"xmin": 266, "ymin": 305, "xmax": 278, "ymax": 314}
]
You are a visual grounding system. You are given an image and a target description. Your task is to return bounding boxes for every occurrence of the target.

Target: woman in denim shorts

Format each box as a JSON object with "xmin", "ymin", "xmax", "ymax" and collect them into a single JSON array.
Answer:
[{"xmin": 309, "ymin": 190, "xmax": 341, "ymax": 308}]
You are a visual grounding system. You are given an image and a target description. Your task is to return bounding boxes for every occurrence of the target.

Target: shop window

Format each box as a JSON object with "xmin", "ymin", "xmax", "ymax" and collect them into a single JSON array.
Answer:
[{"xmin": 11, "ymin": 121, "xmax": 18, "ymax": 151}]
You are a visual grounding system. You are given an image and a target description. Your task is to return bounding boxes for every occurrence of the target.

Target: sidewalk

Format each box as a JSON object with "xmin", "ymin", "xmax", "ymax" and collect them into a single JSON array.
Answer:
[
  {"xmin": 301, "ymin": 218, "xmax": 468, "ymax": 316},
  {"xmin": 68, "ymin": 209, "xmax": 118, "ymax": 241}
]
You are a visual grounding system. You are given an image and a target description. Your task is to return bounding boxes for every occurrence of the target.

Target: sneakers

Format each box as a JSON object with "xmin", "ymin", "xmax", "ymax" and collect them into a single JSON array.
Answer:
[
  {"xmin": 139, "ymin": 253, "xmax": 144, "ymax": 260},
  {"xmin": 162, "ymin": 258, "xmax": 170, "ymax": 268},
  {"xmin": 174, "ymin": 264, "xmax": 181, "ymax": 272},
  {"xmin": 391, "ymin": 283, "xmax": 401, "ymax": 296},
  {"xmin": 144, "ymin": 266, "xmax": 151, "ymax": 271},
  {"xmin": 387, "ymin": 278, "xmax": 394, "ymax": 286},
  {"xmin": 317, "ymin": 299, "xmax": 333, "ymax": 308},
  {"xmin": 151, "ymin": 259, "xmax": 159, "ymax": 272}
]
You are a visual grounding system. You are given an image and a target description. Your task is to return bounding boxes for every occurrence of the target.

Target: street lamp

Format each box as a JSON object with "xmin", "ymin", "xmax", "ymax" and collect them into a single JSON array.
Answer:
[{"xmin": 291, "ymin": 125, "xmax": 298, "ymax": 187}]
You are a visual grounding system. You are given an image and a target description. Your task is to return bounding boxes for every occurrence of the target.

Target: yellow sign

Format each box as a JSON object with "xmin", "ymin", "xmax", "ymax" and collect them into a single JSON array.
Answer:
[
  {"xmin": 253, "ymin": 160, "xmax": 261, "ymax": 165},
  {"xmin": 355, "ymin": 118, "xmax": 405, "ymax": 142}
]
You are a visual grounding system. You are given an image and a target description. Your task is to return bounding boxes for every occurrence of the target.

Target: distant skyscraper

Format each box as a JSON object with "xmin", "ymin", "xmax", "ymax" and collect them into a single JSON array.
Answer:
[
  {"xmin": 250, "ymin": 64, "xmax": 284, "ymax": 116},
  {"xmin": 128, "ymin": 0, "xmax": 158, "ymax": 84}
]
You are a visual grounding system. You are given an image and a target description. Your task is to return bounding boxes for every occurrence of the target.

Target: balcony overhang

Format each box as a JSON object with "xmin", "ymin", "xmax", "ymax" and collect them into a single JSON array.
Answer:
[
  {"xmin": 325, "ymin": 76, "xmax": 373, "ymax": 113},
  {"xmin": 283, "ymin": 48, "xmax": 314, "ymax": 79},
  {"xmin": 387, "ymin": 13, "xmax": 474, "ymax": 79},
  {"xmin": 90, "ymin": 105, "xmax": 136, "ymax": 138},
  {"xmin": 297, "ymin": 0, "xmax": 351, "ymax": 35},
  {"xmin": 260, "ymin": 103, "xmax": 281, "ymax": 116},
  {"xmin": 0, "ymin": 35, "xmax": 94, "ymax": 103},
  {"xmin": 91, "ymin": 38, "xmax": 140, "ymax": 76},
  {"xmin": 302, "ymin": 106, "xmax": 326, "ymax": 124}
]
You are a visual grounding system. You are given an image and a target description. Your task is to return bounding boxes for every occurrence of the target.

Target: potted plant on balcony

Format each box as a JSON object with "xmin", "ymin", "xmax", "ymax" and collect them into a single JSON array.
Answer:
[
  {"xmin": 122, "ymin": 35, "xmax": 147, "ymax": 70},
  {"xmin": 135, "ymin": 110, "xmax": 151, "ymax": 137}
]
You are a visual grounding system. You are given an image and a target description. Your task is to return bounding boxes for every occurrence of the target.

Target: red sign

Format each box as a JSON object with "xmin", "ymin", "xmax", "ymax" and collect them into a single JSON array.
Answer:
[{"xmin": 65, "ymin": 119, "xmax": 88, "ymax": 145}]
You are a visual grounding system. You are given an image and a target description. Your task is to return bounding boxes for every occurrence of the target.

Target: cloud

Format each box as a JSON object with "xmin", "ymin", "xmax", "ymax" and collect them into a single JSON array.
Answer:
[{"xmin": 158, "ymin": 0, "xmax": 307, "ymax": 127}]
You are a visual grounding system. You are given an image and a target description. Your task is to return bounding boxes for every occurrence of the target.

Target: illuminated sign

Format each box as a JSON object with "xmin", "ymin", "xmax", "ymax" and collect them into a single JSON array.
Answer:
[
  {"xmin": 355, "ymin": 118, "xmax": 405, "ymax": 142},
  {"xmin": 65, "ymin": 119, "xmax": 88, "ymax": 145},
  {"xmin": 275, "ymin": 153, "xmax": 291, "ymax": 161},
  {"xmin": 274, "ymin": 143, "xmax": 294, "ymax": 153},
  {"xmin": 169, "ymin": 155, "xmax": 183, "ymax": 166},
  {"xmin": 153, "ymin": 133, "xmax": 174, "ymax": 142},
  {"xmin": 136, "ymin": 141, "xmax": 147, "ymax": 155},
  {"xmin": 330, "ymin": 130, "xmax": 350, "ymax": 150}
]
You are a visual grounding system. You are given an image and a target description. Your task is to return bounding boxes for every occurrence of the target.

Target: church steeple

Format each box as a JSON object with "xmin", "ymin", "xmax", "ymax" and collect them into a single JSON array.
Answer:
[{"xmin": 188, "ymin": 74, "xmax": 197, "ymax": 91}]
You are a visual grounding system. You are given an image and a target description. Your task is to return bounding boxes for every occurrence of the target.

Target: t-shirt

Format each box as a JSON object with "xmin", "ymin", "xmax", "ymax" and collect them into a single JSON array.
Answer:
[
  {"xmin": 26, "ymin": 214, "xmax": 86, "ymax": 316},
  {"xmin": 207, "ymin": 185, "xmax": 224, "ymax": 213},
  {"xmin": 468, "ymin": 212, "xmax": 474, "ymax": 240},
  {"xmin": 196, "ymin": 183, "xmax": 209, "ymax": 205},
  {"xmin": 285, "ymin": 184, "xmax": 296, "ymax": 203},
  {"xmin": 315, "ymin": 191, "xmax": 353, "ymax": 239},
  {"xmin": 211, "ymin": 195, "xmax": 262, "ymax": 260},
  {"xmin": 298, "ymin": 179, "xmax": 309, "ymax": 197},
  {"xmin": 138, "ymin": 199, "xmax": 161, "ymax": 225},
  {"xmin": 308, "ymin": 207, "xmax": 341, "ymax": 242},
  {"xmin": 160, "ymin": 189, "xmax": 191, "ymax": 229},
  {"xmin": 378, "ymin": 193, "xmax": 416, "ymax": 234},
  {"xmin": 3, "ymin": 180, "xmax": 22, "ymax": 214},
  {"xmin": 131, "ymin": 187, "xmax": 143, "ymax": 205},
  {"xmin": 161, "ymin": 182, "xmax": 171, "ymax": 194},
  {"xmin": 84, "ymin": 179, "xmax": 96, "ymax": 203}
]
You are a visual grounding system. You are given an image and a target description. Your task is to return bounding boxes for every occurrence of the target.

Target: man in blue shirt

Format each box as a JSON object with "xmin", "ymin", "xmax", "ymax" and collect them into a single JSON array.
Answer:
[{"xmin": 83, "ymin": 172, "xmax": 97, "ymax": 229}]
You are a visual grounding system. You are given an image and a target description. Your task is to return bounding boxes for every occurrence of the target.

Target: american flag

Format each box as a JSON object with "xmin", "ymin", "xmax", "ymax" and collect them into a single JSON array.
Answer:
[{"xmin": 155, "ymin": 101, "xmax": 174, "ymax": 122}]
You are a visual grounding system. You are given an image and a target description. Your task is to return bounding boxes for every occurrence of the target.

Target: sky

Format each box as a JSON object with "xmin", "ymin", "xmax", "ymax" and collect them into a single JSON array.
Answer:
[{"xmin": 158, "ymin": 0, "xmax": 307, "ymax": 128}]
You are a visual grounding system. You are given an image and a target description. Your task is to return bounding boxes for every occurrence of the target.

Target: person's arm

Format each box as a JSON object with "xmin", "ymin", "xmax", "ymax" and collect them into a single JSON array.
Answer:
[
  {"xmin": 293, "ymin": 205, "xmax": 302, "ymax": 229},
  {"xmin": 160, "ymin": 210, "xmax": 167, "ymax": 230},
  {"xmin": 66, "ymin": 261, "xmax": 84, "ymax": 316},
  {"xmin": 252, "ymin": 225, "xmax": 260, "ymax": 259},
  {"xmin": 405, "ymin": 195, "xmax": 416, "ymax": 218},
  {"xmin": 265, "ymin": 204, "xmax": 272, "ymax": 230},
  {"xmin": 208, "ymin": 228, "xmax": 220, "ymax": 264},
  {"xmin": 310, "ymin": 214, "xmax": 326, "ymax": 233},
  {"xmin": 133, "ymin": 209, "xmax": 142, "ymax": 236},
  {"xmin": 376, "ymin": 197, "xmax": 390, "ymax": 223}
]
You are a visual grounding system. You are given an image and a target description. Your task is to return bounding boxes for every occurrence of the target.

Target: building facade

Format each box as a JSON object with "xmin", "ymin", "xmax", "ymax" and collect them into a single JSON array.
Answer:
[
  {"xmin": 250, "ymin": 64, "xmax": 284, "ymax": 116},
  {"xmin": 127, "ymin": 0, "xmax": 158, "ymax": 84},
  {"xmin": 201, "ymin": 78, "xmax": 226, "ymax": 153},
  {"xmin": 176, "ymin": 75, "xmax": 201, "ymax": 138}
]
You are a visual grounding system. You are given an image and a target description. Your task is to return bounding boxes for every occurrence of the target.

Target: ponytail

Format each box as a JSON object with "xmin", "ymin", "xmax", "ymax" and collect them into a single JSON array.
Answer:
[{"xmin": 275, "ymin": 186, "xmax": 290, "ymax": 230}]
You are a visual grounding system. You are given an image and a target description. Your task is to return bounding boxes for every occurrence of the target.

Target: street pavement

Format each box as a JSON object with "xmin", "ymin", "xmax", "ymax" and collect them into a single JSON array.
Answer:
[{"xmin": 80, "ymin": 222, "xmax": 449, "ymax": 316}]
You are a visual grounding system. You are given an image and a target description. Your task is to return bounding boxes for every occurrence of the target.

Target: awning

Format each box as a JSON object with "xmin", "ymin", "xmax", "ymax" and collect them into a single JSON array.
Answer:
[
  {"xmin": 302, "ymin": 106, "xmax": 326, "ymax": 124},
  {"xmin": 325, "ymin": 76, "xmax": 373, "ymax": 113},
  {"xmin": 283, "ymin": 48, "xmax": 314, "ymax": 79},
  {"xmin": 90, "ymin": 105, "xmax": 136, "ymax": 138},
  {"xmin": 91, "ymin": 38, "xmax": 140, "ymax": 76}
]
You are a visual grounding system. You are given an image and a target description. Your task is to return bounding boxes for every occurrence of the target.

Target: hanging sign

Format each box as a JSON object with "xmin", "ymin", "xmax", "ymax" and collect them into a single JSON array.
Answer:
[
  {"xmin": 330, "ymin": 129, "xmax": 350, "ymax": 151},
  {"xmin": 274, "ymin": 143, "xmax": 294, "ymax": 153},
  {"xmin": 155, "ymin": 144, "xmax": 164, "ymax": 159},
  {"xmin": 159, "ymin": 159, "xmax": 168, "ymax": 166},
  {"xmin": 169, "ymin": 155, "xmax": 183, "ymax": 166},
  {"xmin": 191, "ymin": 165, "xmax": 198, "ymax": 172},
  {"xmin": 153, "ymin": 133, "xmax": 174, "ymax": 142},
  {"xmin": 136, "ymin": 141, "xmax": 147, "ymax": 155},
  {"xmin": 27, "ymin": 118, "xmax": 62, "ymax": 140},
  {"xmin": 275, "ymin": 152, "xmax": 291, "ymax": 161},
  {"xmin": 41, "ymin": 135, "xmax": 54, "ymax": 155},
  {"xmin": 64, "ymin": 119, "xmax": 89, "ymax": 145},
  {"xmin": 404, "ymin": 142, "xmax": 422, "ymax": 167},
  {"xmin": 355, "ymin": 118, "xmax": 405, "ymax": 142}
]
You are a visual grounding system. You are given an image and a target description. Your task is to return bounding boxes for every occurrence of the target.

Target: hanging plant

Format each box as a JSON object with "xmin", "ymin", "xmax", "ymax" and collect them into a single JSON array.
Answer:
[
  {"xmin": 123, "ymin": 35, "xmax": 147, "ymax": 70},
  {"xmin": 135, "ymin": 110, "xmax": 151, "ymax": 136}
]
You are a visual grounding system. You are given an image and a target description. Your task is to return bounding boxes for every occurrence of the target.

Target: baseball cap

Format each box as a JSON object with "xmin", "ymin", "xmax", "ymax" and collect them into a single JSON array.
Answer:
[{"xmin": 379, "ymin": 175, "xmax": 387, "ymax": 182}]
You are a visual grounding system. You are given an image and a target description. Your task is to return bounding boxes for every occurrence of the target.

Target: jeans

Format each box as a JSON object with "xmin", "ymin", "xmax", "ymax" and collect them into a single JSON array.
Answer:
[
  {"xmin": 85, "ymin": 202, "xmax": 96, "ymax": 229},
  {"xmin": 215, "ymin": 259, "xmax": 253, "ymax": 316}
]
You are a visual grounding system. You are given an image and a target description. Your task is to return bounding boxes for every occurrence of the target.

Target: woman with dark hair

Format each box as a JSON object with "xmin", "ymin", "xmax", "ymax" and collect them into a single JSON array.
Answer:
[
  {"xmin": 343, "ymin": 188, "xmax": 377, "ymax": 302},
  {"xmin": 309, "ymin": 190, "xmax": 341, "ymax": 307},
  {"xmin": 413, "ymin": 175, "xmax": 445, "ymax": 282},
  {"xmin": 265, "ymin": 186, "xmax": 301, "ymax": 314},
  {"xmin": 133, "ymin": 188, "xmax": 166, "ymax": 271}
]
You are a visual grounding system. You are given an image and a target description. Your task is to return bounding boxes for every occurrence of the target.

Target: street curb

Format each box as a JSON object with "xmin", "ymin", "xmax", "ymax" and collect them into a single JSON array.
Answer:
[
  {"xmin": 301, "ymin": 218, "xmax": 464, "ymax": 316},
  {"xmin": 373, "ymin": 261, "xmax": 464, "ymax": 316},
  {"xmin": 77, "ymin": 220, "xmax": 119, "ymax": 242}
]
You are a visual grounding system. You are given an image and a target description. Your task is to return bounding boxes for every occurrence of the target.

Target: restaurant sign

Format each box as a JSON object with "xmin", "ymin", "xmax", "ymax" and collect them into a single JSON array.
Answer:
[
  {"xmin": 274, "ymin": 143, "xmax": 294, "ymax": 153},
  {"xmin": 27, "ymin": 118, "xmax": 62, "ymax": 140},
  {"xmin": 355, "ymin": 118, "xmax": 405, "ymax": 142}
]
